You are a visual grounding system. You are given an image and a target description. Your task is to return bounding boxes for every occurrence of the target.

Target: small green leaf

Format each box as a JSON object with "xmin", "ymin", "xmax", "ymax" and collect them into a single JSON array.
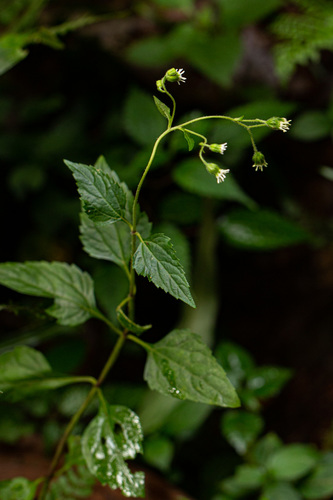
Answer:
[
  {"xmin": 218, "ymin": 208, "xmax": 311, "ymax": 250},
  {"xmin": 267, "ymin": 444, "xmax": 319, "ymax": 481},
  {"xmin": 214, "ymin": 341, "xmax": 255, "ymax": 389},
  {"xmin": 0, "ymin": 261, "xmax": 96, "ymax": 326},
  {"xmin": 221, "ymin": 410, "xmax": 264, "ymax": 455},
  {"xmin": 133, "ymin": 233, "xmax": 195, "ymax": 308},
  {"xmin": 0, "ymin": 34, "xmax": 29, "ymax": 76},
  {"xmin": 291, "ymin": 111, "xmax": 331, "ymax": 141},
  {"xmin": 116, "ymin": 308, "xmax": 152, "ymax": 335},
  {"xmin": 81, "ymin": 404, "xmax": 145, "ymax": 498},
  {"xmin": 80, "ymin": 212, "xmax": 131, "ymax": 269},
  {"xmin": 65, "ymin": 160, "xmax": 127, "ymax": 224},
  {"xmin": 0, "ymin": 346, "xmax": 94, "ymax": 400},
  {"xmin": 144, "ymin": 329, "xmax": 240, "ymax": 407},
  {"xmin": 300, "ymin": 452, "xmax": 333, "ymax": 499},
  {"xmin": 153, "ymin": 95, "xmax": 171, "ymax": 121},
  {"xmin": 246, "ymin": 366, "xmax": 292, "ymax": 399},
  {"xmin": 173, "ymin": 158, "xmax": 256, "ymax": 208},
  {"xmin": 252, "ymin": 433, "xmax": 283, "ymax": 466},
  {"xmin": 260, "ymin": 482, "xmax": 302, "ymax": 500},
  {"xmin": 0, "ymin": 477, "xmax": 38, "ymax": 500},
  {"xmin": 182, "ymin": 129, "xmax": 195, "ymax": 151}
]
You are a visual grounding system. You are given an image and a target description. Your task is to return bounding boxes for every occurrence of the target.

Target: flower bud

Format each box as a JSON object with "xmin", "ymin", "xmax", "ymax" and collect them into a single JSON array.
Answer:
[
  {"xmin": 208, "ymin": 143, "xmax": 227, "ymax": 155},
  {"xmin": 156, "ymin": 79, "xmax": 164, "ymax": 92},
  {"xmin": 252, "ymin": 151, "xmax": 268, "ymax": 172},
  {"xmin": 165, "ymin": 68, "xmax": 186, "ymax": 84},
  {"xmin": 266, "ymin": 117, "xmax": 291, "ymax": 132}
]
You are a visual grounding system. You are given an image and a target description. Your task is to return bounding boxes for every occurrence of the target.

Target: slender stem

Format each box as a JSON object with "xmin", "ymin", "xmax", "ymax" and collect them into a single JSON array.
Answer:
[{"xmin": 37, "ymin": 334, "xmax": 126, "ymax": 500}]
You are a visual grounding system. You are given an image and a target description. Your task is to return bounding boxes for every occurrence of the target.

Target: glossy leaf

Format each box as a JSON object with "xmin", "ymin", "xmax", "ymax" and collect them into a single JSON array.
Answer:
[
  {"xmin": 267, "ymin": 444, "xmax": 319, "ymax": 481},
  {"xmin": 82, "ymin": 404, "xmax": 145, "ymax": 498},
  {"xmin": 300, "ymin": 452, "xmax": 333, "ymax": 499},
  {"xmin": 80, "ymin": 212, "xmax": 131, "ymax": 268},
  {"xmin": 173, "ymin": 158, "xmax": 256, "ymax": 209},
  {"xmin": 133, "ymin": 233, "xmax": 195, "ymax": 308},
  {"xmin": 0, "ymin": 346, "xmax": 93, "ymax": 400},
  {"xmin": 221, "ymin": 410, "xmax": 264, "ymax": 455},
  {"xmin": 0, "ymin": 477, "xmax": 38, "ymax": 500},
  {"xmin": 153, "ymin": 95, "xmax": 171, "ymax": 121},
  {"xmin": 0, "ymin": 261, "xmax": 96, "ymax": 326},
  {"xmin": 218, "ymin": 208, "xmax": 311, "ymax": 250},
  {"xmin": 65, "ymin": 160, "xmax": 127, "ymax": 224},
  {"xmin": 144, "ymin": 329, "xmax": 240, "ymax": 407},
  {"xmin": 246, "ymin": 366, "xmax": 292, "ymax": 399}
]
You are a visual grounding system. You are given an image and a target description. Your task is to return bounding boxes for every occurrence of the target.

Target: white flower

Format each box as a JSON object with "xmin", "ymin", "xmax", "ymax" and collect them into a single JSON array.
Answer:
[
  {"xmin": 216, "ymin": 169, "xmax": 230, "ymax": 183},
  {"xmin": 175, "ymin": 68, "xmax": 186, "ymax": 84},
  {"xmin": 165, "ymin": 68, "xmax": 186, "ymax": 84},
  {"xmin": 252, "ymin": 151, "xmax": 268, "ymax": 172},
  {"xmin": 278, "ymin": 118, "xmax": 292, "ymax": 132},
  {"xmin": 267, "ymin": 116, "xmax": 291, "ymax": 133},
  {"xmin": 209, "ymin": 143, "xmax": 228, "ymax": 154}
]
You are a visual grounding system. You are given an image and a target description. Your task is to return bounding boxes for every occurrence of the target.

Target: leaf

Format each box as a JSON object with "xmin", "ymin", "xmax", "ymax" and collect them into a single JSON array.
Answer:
[
  {"xmin": 116, "ymin": 308, "xmax": 152, "ymax": 335},
  {"xmin": 252, "ymin": 433, "xmax": 283, "ymax": 466},
  {"xmin": 223, "ymin": 465, "xmax": 265, "ymax": 495},
  {"xmin": 267, "ymin": 444, "xmax": 319, "ymax": 481},
  {"xmin": 260, "ymin": 482, "xmax": 302, "ymax": 500},
  {"xmin": 173, "ymin": 158, "xmax": 256, "ymax": 209},
  {"xmin": 133, "ymin": 233, "xmax": 195, "ymax": 308},
  {"xmin": 0, "ymin": 34, "xmax": 29, "ymax": 76},
  {"xmin": 144, "ymin": 329, "xmax": 240, "ymax": 407},
  {"xmin": 0, "ymin": 346, "xmax": 93, "ymax": 400},
  {"xmin": 81, "ymin": 404, "xmax": 145, "ymax": 498},
  {"xmin": 221, "ymin": 410, "xmax": 264, "ymax": 455},
  {"xmin": 182, "ymin": 129, "xmax": 195, "ymax": 151},
  {"xmin": 290, "ymin": 111, "xmax": 331, "ymax": 141},
  {"xmin": 80, "ymin": 212, "xmax": 131, "ymax": 268},
  {"xmin": 246, "ymin": 366, "xmax": 292, "ymax": 399},
  {"xmin": 300, "ymin": 452, "xmax": 333, "ymax": 499},
  {"xmin": 0, "ymin": 261, "xmax": 96, "ymax": 326},
  {"xmin": 214, "ymin": 341, "xmax": 255, "ymax": 389},
  {"xmin": 123, "ymin": 87, "xmax": 165, "ymax": 146},
  {"xmin": 65, "ymin": 160, "xmax": 127, "ymax": 224},
  {"xmin": 218, "ymin": 208, "xmax": 311, "ymax": 250},
  {"xmin": 153, "ymin": 95, "xmax": 171, "ymax": 121},
  {"xmin": 0, "ymin": 477, "xmax": 38, "ymax": 500}
]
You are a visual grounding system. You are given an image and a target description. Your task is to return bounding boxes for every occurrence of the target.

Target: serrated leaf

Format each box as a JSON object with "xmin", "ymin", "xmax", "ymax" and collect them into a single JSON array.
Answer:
[
  {"xmin": 116, "ymin": 308, "xmax": 152, "ymax": 335},
  {"xmin": 133, "ymin": 233, "xmax": 195, "ymax": 308},
  {"xmin": 267, "ymin": 444, "xmax": 319, "ymax": 481},
  {"xmin": 300, "ymin": 452, "xmax": 333, "ymax": 499},
  {"xmin": 0, "ymin": 346, "xmax": 93, "ymax": 400},
  {"xmin": 153, "ymin": 95, "xmax": 171, "ymax": 121},
  {"xmin": 173, "ymin": 158, "xmax": 256, "ymax": 209},
  {"xmin": 65, "ymin": 160, "xmax": 127, "ymax": 224},
  {"xmin": 218, "ymin": 208, "xmax": 311, "ymax": 250},
  {"xmin": 0, "ymin": 477, "xmax": 38, "ymax": 500},
  {"xmin": 0, "ymin": 261, "xmax": 96, "ymax": 326},
  {"xmin": 221, "ymin": 410, "xmax": 264, "ymax": 455},
  {"xmin": 144, "ymin": 329, "xmax": 240, "ymax": 407},
  {"xmin": 81, "ymin": 404, "xmax": 145, "ymax": 498},
  {"xmin": 182, "ymin": 129, "xmax": 195, "ymax": 151},
  {"xmin": 80, "ymin": 212, "xmax": 131, "ymax": 269}
]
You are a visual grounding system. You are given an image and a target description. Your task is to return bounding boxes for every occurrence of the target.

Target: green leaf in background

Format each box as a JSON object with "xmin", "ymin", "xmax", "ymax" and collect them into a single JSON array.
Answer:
[
  {"xmin": 123, "ymin": 87, "xmax": 166, "ymax": 146},
  {"xmin": 267, "ymin": 444, "xmax": 319, "ymax": 481},
  {"xmin": 144, "ymin": 329, "xmax": 240, "ymax": 407},
  {"xmin": 65, "ymin": 160, "xmax": 127, "ymax": 224},
  {"xmin": 290, "ymin": 111, "xmax": 331, "ymax": 141},
  {"xmin": 133, "ymin": 233, "xmax": 195, "ymax": 308},
  {"xmin": 246, "ymin": 366, "xmax": 292, "ymax": 399},
  {"xmin": 218, "ymin": 208, "xmax": 311, "ymax": 250},
  {"xmin": 0, "ymin": 346, "xmax": 94, "ymax": 400},
  {"xmin": 80, "ymin": 212, "xmax": 131, "ymax": 269},
  {"xmin": 0, "ymin": 34, "xmax": 29, "ymax": 76},
  {"xmin": 0, "ymin": 477, "xmax": 38, "ymax": 500},
  {"xmin": 0, "ymin": 261, "xmax": 96, "ymax": 326},
  {"xmin": 81, "ymin": 404, "xmax": 145, "ymax": 498},
  {"xmin": 217, "ymin": 0, "xmax": 281, "ymax": 28},
  {"xmin": 182, "ymin": 129, "xmax": 195, "ymax": 151},
  {"xmin": 143, "ymin": 434, "xmax": 174, "ymax": 472},
  {"xmin": 221, "ymin": 410, "xmax": 264, "ymax": 455},
  {"xmin": 300, "ymin": 452, "xmax": 333, "ymax": 499},
  {"xmin": 173, "ymin": 158, "xmax": 256, "ymax": 209},
  {"xmin": 260, "ymin": 482, "xmax": 302, "ymax": 500},
  {"xmin": 214, "ymin": 341, "xmax": 255, "ymax": 389},
  {"xmin": 153, "ymin": 95, "xmax": 171, "ymax": 121},
  {"xmin": 155, "ymin": 223, "xmax": 192, "ymax": 279},
  {"xmin": 222, "ymin": 464, "xmax": 265, "ymax": 497},
  {"xmin": 116, "ymin": 308, "xmax": 152, "ymax": 335},
  {"xmin": 252, "ymin": 433, "xmax": 283, "ymax": 466}
]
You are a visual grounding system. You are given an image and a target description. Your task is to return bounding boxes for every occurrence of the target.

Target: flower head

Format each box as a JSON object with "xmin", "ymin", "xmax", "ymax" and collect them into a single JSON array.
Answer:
[
  {"xmin": 205, "ymin": 162, "xmax": 230, "ymax": 183},
  {"xmin": 156, "ymin": 79, "xmax": 164, "ymax": 92},
  {"xmin": 267, "ymin": 117, "xmax": 291, "ymax": 133},
  {"xmin": 208, "ymin": 143, "xmax": 228, "ymax": 155},
  {"xmin": 252, "ymin": 151, "xmax": 268, "ymax": 172},
  {"xmin": 165, "ymin": 68, "xmax": 186, "ymax": 85}
]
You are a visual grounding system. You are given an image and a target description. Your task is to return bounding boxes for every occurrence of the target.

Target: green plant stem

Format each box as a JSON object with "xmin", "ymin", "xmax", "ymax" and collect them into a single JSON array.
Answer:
[{"xmin": 37, "ymin": 333, "xmax": 126, "ymax": 500}]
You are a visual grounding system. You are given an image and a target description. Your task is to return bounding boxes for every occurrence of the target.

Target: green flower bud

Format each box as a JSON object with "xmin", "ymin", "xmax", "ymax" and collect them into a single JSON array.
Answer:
[
  {"xmin": 205, "ymin": 162, "xmax": 230, "ymax": 183},
  {"xmin": 208, "ymin": 143, "xmax": 227, "ymax": 154},
  {"xmin": 156, "ymin": 79, "xmax": 164, "ymax": 92},
  {"xmin": 252, "ymin": 151, "xmax": 268, "ymax": 172},
  {"xmin": 165, "ymin": 68, "xmax": 186, "ymax": 84},
  {"xmin": 266, "ymin": 117, "xmax": 291, "ymax": 132}
]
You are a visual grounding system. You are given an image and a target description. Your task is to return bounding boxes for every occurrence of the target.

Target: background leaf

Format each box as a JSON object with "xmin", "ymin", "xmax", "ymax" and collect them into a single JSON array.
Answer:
[
  {"xmin": 0, "ymin": 477, "xmax": 38, "ymax": 500},
  {"xmin": 221, "ymin": 410, "xmax": 264, "ymax": 455},
  {"xmin": 300, "ymin": 452, "xmax": 333, "ymax": 499},
  {"xmin": 144, "ymin": 329, "xmax": 240, "ymax": 407},
  {"xmin": 153, "ymin": 95, "xmax": 171, "ymax": 121},
  {"xmin": 267, "ymin": 444, "xmax": 319, "ymax": 481},
  {"xmin": 81, "ymin": 404, "xmax": 145, "ymax": 498},
  {"xmin": 0, "ymin": 261, "xmax": 97, "ymax": 326},
  {"xmin": 133, "ymin": 233, "xmax": 195, "ymax": 308}
]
